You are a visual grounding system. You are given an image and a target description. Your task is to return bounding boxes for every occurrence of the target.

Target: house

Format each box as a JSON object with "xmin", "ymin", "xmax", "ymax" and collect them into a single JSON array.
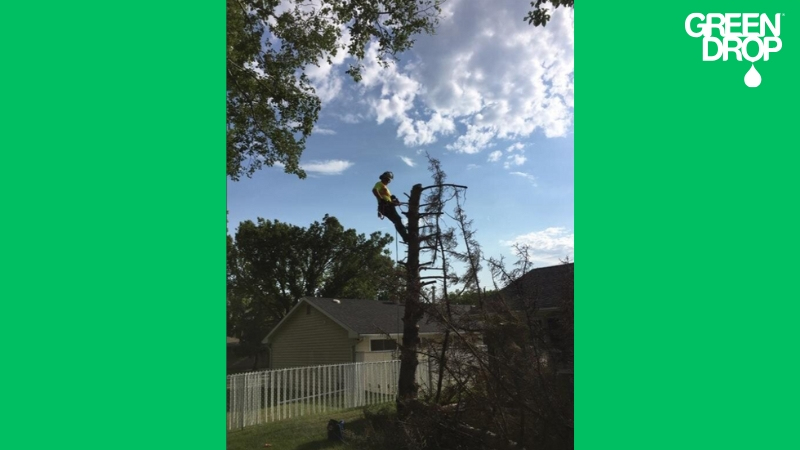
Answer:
[
  {"xmin": 498, "ymin": 262, "xmax": 574, "ymax": 313},
  {"xmin": 492, "ymin": 262, "xmax": 574, "ymax": 375},
  {"xmin": 482, "ymin": 263, "xmax": 574, "ymax": 433},
  {"xmin": 263, "ymin": 297, "xmax": 456, "ymax": 369}
]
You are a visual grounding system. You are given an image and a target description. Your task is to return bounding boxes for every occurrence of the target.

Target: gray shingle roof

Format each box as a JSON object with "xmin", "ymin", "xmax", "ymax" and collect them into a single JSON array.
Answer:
[
  {"xmin": 499, "ymin": 263, "xmax": 574, "ymax": 310},
  {"xmin": 304, "ymin": 297, "xmax": 450, "ymax": 335}
]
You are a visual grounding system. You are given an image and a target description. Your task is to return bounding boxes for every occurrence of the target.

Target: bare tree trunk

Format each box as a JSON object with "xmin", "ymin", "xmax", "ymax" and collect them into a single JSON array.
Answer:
[{"xmin": 397, "ymin": 184, "xmax": 424, "ymax": 418}]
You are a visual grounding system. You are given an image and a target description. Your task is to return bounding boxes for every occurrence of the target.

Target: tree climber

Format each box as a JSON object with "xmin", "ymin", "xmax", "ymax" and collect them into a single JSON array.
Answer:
[{"xmin": 372, "ymin": 171, "xmax": 409, "ymax": 243}]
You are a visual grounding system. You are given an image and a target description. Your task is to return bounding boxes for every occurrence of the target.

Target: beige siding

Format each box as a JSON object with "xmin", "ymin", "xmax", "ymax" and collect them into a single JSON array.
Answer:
[
  {"xmin": 356, "ymin": 335, "xmax": 398, "ymax": 362},
  {"xmin": 270, "ymin": 304, "xmax": 355, "ymax": 369},
  {"xmin": 355, "ymin": 335, "xmax": 426, "ymax": 362},
  {"xmin": 355, "ymin": 337, "xmax": 379, "ymax": 353}
]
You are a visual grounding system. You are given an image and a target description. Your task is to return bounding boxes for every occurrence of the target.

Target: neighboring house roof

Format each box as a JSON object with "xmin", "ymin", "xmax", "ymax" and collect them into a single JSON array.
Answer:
[
  {"xmin": 305, "ymin": 297, "xmax": 447, "ymax": 334},
  {"xmin": 499, "ymin": 263, "xmax": 574, "ymax": 310},
  {"xmin": 265, "ymin": 297, "xmax": 466, "ymax": 343}
]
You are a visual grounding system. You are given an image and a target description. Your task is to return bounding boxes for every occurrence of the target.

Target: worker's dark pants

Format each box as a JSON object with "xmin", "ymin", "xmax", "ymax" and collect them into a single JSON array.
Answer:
[{"xmin": 380, "ymin": 203, "xmax": 409, "ymax": 242}]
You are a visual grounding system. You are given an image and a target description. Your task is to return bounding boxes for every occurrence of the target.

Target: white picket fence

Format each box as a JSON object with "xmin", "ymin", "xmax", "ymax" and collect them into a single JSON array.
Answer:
[{"xmin": 227, "ymin": 359, "xmax": 432, "ymax": 430}]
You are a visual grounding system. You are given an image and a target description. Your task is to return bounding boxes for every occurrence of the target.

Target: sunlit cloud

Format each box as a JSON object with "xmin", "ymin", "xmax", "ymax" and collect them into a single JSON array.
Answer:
[
  {"xmin": 501, "ymin": 227, "xmax": 574, "ymax": 266},
  {"xmin": 301, "ymin": 159, "xmax": 354, "ymax": 175},
  {"xmin": 399, "ymin": 156, "xmax": 416, "ymax": 167}
]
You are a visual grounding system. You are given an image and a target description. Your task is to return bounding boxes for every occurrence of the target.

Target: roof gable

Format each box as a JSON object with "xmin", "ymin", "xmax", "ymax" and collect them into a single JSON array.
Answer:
[{"xmin": 263, "ymin": 298, "xmax": 356, "ymax": 343}]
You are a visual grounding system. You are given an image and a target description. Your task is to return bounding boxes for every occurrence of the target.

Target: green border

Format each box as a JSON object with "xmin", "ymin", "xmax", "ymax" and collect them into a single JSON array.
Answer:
[
  {"xmin": 1, "ymin": 1, "xmax": 225, "ymax": 448},
  {"xmin": 5, "ymin": 1, "xmax": 800, "ymax": 448},
  {"xmin": 579, "ymin": 1, "xmax": 800, "ymax": 448}
]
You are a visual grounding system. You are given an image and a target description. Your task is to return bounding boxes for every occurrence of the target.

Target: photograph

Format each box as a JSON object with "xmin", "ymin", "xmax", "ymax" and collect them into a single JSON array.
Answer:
[
  {"xmin": 226, "ymin": 1, "xmax": 574, "ymax": 448},
  {"xmin": 7, "ymin": 1, "xmax": 800, "ymax": 449}
]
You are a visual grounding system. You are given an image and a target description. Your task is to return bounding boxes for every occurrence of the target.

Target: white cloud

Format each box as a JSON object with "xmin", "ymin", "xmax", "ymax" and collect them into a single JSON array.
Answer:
[
  {"xmin": 507, "ymin": 142, "xmax": 525, "ymax": 152},
  {"xmin": 301, "ymin": 159, "xmax": 353, "ymax": 175},
  {"xmin": 357, "ymin": 44, "xmax": 460, "ymax": 146},
  {"xmin": 349, "ymin": 1, "xmax": 573, "ymax": 154},
  {"xmin": 510, "ymin": 171, "xmax": 536, "ymax": 185},
  {"xmin": 339, "ymin": 113, "xmax": 364, "ymax": 124},
  {"xmin": 314, "ymin": 127, "xmax": 337, "ymax": 135},
  {"xmin": 466, "ymin": 164, "xmax": 480, "ymax": 170},
  {"xmin": 501, "ymin": 227, "xmax": 574, "ymax": 266},
  {"xmin": 504, "ymin": 154, "xmax": 527, "ymax": 169},
  {"xmin": 396, "ymin": 112, "xmax": 456, "ymax": 146},
  {"xmin": 487, "ymin": 151, "xmax": 503, "ymax": 162},
  {"xmin": 399, "ymin": 156, "xmax": 416, "ymax": 167},
  {"xmin": 307, "ymin": 67, "xmax": 343, "ymax": 104},
  {"xmin": 278, "ymin": 1, "xmax": 572, "ymax": 155},
  {"xmin": 448, "ymin": 124, "xmax": 497, "ymax": 154}
]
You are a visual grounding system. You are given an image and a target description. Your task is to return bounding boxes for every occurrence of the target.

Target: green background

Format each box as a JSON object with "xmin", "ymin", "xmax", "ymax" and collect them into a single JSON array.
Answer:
[
  {"xmin": 0, "ymin": 1, "xmax": 225, "ymax": 449},
  {"xmin": 2, "ymin": 0, "xmax": 798, "ymax": 449},
  {"xmin": 580, "ymin": 0, "xmax": 799, "ymax": 448}
]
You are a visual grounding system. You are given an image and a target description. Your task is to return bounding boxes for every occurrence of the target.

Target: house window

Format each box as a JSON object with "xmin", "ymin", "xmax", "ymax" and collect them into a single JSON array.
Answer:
[
  {"xmin": 370, "ymin": 339, "xmax": 397, "ymax": 352},
  {"xmin": 306, "ymin": 305, "xmax": 311, "ymax": 315}
]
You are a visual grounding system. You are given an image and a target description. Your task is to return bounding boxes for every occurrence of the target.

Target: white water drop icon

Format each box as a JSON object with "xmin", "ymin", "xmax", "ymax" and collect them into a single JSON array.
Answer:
[{"xmin": 744, "ymin": 64, "xmax": 761, "ymax": 88}]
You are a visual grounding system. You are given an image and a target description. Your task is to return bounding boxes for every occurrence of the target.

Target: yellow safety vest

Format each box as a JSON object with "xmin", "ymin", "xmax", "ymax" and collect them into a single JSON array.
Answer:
[{"xmin": 373, "ymin": 181, "xmax": 392, "ymax": 202}]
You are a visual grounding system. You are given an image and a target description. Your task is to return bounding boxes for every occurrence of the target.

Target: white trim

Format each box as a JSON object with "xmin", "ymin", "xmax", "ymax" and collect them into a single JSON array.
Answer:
[{"xmin": 359, "ymin": 332, "xmax": 441, "ymax": 339}]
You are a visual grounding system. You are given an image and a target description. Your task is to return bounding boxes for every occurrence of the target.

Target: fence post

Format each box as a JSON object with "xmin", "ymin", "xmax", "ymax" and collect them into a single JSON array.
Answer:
[
  {"xmin": 360, "ymin": 362, "xmax": 365, "ymax": 407},
  {"xmin": 236, "ymin": 374, "xmax": 245, "ymax": 430},
  {"xmin": 269, "ymin": 371, "xmax": 273, "ymax": 423},
  {"xmin": 347, "ymin": 363, "xmax": 354, "ymax": 408},
  {"xmin": 339, "ymin": 364, "xmax": 344, "ymax": 410},
  {"xmin": 312, "ymin": 366, "xmax": 317, "ymax": 414},
  {"xmin": 238, "ymin": 374, "xmax": 244, "ymax": 428},
  {"xmin": 228, "ymin": 375, "xmax": 234, "ymax": 430}
]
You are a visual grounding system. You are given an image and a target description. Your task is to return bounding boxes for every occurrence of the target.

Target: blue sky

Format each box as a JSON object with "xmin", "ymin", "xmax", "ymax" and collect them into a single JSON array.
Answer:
[{"xmin": 227, "ymin": 0, "xmax": 574, "ymax": 287}]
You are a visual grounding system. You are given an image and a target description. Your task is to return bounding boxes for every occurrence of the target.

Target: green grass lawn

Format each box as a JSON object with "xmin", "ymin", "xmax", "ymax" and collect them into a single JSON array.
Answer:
[{"xmin": 227, "ymin": 404, "xmax": 391, "ymax": 450}]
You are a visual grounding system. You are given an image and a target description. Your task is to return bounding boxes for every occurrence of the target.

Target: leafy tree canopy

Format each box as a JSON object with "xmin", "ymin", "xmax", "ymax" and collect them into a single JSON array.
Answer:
[
  {"xmin": 525, "ymin": 0, "xmax": 573, "ymax": 27},
  {"xmin": 227, "ymin": 0, "xmax": 442, "ymax": 180},
  {"xmin": 227, "ymin": 214, "xmax": 404, "ymax": 353}
]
